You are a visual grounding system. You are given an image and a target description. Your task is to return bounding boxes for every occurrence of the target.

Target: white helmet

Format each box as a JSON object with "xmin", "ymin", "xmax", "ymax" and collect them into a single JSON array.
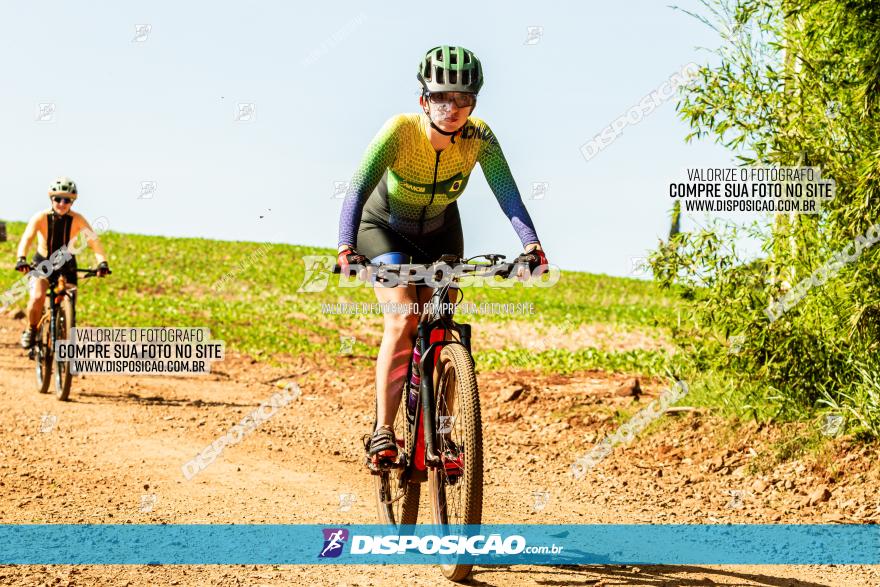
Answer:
[{"xmin": 48, "ymin": 177, "xmax": 78, "ymax": 199}]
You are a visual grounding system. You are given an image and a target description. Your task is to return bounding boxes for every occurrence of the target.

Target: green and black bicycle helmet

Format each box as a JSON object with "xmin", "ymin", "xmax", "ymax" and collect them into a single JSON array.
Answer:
[{"xmin": 418, "ymin": 45, "xmax": 484, "ymax": 95}]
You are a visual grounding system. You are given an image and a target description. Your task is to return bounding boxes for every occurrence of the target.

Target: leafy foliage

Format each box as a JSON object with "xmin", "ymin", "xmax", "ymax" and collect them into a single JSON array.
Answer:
[{"xmin": 656, "ymin": 0, "xmax": 880, "ymax": 437}]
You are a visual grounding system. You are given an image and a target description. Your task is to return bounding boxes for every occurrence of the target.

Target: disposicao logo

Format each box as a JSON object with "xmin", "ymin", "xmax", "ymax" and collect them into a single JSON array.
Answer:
[
  {"xmin": 319, "ymin": 528, "xmax": 349, "ymax": 558},
  {"xmin": 349, "ymin": 534, "xmax": 529, "ymax": 555},
  {"xmin": 318, "ymin": 530, "xmax": 561, "ymax": 558}
]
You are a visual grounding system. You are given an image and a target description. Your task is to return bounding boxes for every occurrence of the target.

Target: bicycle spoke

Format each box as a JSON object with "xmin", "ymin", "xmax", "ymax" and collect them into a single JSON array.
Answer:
[
  {"xmin": 436, "ymin": 367, "xmax": 466, "ymax": 527},
  {"xmin": 429, "ymin": 342, "xmax": 482, "ymax": 581},
  {"xmin": 375, "ymin": 379, "xmax": 420, "ymax": 526}
]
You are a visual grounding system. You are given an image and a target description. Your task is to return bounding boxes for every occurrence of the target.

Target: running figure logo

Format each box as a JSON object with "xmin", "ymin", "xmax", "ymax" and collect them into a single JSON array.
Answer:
[
  {"xmin": 319, "ymin": 528, "xmax": 349, "ymax": 558},
  {"xmin": 298, "ymin": 255, "xmax": 334, "ymax": 292}
]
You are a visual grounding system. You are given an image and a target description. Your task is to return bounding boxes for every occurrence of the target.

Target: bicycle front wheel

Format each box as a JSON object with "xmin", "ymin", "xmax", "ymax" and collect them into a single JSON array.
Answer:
[
  {"xmin": 53, "ymin": 297, "xmax": 73, "ymax": 401},
  {"xmin": 34, "ymin": 314, "xmax": 52, "ymax": 394},
  {"xmin": 428, "ymin": 342, "xmax": 483, "ymax": 582}
]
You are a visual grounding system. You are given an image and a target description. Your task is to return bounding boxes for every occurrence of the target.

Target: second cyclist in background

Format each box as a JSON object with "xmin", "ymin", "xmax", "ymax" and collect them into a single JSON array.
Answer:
[{"xmin": 14, "ymin": 177, "xmax": 110, "ymax": 349}]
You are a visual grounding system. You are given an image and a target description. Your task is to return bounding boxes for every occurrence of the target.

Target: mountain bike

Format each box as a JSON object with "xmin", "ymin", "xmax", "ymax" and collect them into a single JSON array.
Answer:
[
  {"xmin": 337, "ymin": 253, "xmax": 520, "ymax": 582},
  {"xmin": 30, "ymin": 266, "xmax": 109, "ymax": 401}
]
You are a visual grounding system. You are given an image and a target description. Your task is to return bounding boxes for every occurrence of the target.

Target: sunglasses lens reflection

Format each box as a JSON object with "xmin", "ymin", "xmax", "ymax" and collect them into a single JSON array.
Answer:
[{"xmin": 429, "ymin": 93, "xmax": 475, "ymax": 108}]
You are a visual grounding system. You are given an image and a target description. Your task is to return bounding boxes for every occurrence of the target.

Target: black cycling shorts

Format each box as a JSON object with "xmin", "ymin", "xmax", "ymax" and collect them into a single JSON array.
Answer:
[
  {"xmin": 32, "ymin": 252, "xmax": 78, "ymax": 285},
  {"xmin": 356, "ymin": 203, "xmax": 464, "ymax": 264}
]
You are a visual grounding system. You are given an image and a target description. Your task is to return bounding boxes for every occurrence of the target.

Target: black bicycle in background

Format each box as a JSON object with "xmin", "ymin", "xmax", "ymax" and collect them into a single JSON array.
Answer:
[
  {"xmin": 336, "ymin": 253, "xmax": 524, "ymax": 582},
  {"xmin": 29, "ymin": 266, "xmax": 110, "ymax": 401}
]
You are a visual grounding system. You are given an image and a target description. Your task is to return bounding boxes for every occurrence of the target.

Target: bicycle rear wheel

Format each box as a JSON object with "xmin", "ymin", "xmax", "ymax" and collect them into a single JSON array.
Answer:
[
  {"xmin": 428, "ymin": 342, "xmax": 483, "ymax": 582},
  {"xmin": 34, "ymin": 314, "xmax": 52, "ymax": 394},
  {"xmin": 53, "ymin": 297, "xmax": 73, "ymax": 401},
  {"xmin": 375, "ymin": 381, "xmax": 420, "ymax": 527}
]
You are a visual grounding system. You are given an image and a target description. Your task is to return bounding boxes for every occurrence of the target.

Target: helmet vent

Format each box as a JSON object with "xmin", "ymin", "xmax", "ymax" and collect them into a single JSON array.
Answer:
[{"xmin": 418, "ymin": 45, "xmax": 482, "ymax": 93}]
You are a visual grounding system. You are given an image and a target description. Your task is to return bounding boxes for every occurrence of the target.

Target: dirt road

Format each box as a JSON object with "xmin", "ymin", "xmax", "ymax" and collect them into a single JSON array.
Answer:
[{"xmin": 1, "ymin": 316, "xmax": 877, "ymax": 586}]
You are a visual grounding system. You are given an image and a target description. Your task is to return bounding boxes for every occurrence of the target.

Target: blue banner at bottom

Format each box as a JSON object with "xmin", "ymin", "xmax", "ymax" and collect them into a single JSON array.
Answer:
[{"xmin": 1, "ymin": 524, "xmax": 877, "ymax": 565}]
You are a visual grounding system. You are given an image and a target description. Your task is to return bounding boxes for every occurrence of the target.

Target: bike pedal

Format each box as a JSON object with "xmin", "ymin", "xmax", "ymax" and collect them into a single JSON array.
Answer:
[
  {"xmin": 373, "ymin": 452, "xmax": 402, "ymax": 468},
  {"xmin": 374, "ymin": 453, "xmax": 398, "ymax": 465},
  {"xmin": 443, "ymin": 462, "xmax": 463, "ymax": 475},
  {"xmin": 442, "ymin": 451, "xmax": 463, "ymax": 478}
]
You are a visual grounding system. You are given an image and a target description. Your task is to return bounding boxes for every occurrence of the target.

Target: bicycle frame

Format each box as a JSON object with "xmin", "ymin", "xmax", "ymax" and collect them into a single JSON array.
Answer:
[
  {"xmin": 28, "ymin": 266, "xmax": 105, "ymax": 360},
  {"xmin": 30, "ymin": 277, "xmax": 76, "ymax": 360},
  {"xmin": 360, "ymin": 253, "xmax": 516, "ymax": 481},
  {"xmin": 413, "ymin": 298, "xmax": 471, "ymax": 470},
  {"xmin": 398, "ymin": 265, "xmax": 476, "ymax": 483}
]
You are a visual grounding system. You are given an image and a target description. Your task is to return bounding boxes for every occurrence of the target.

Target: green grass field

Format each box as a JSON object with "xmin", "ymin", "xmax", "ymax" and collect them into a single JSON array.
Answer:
[{"xmin": 0, "ymin": 221, "xmax": 681, "ymax": 376}]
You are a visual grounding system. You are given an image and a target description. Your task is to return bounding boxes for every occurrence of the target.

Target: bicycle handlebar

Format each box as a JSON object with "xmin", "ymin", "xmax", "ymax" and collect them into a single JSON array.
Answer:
[
  {"xmin": 77, "ymin": 267, "xmax": 113, "ymax": 278},
  {"xmin": 332, "ymin": 253, "xmax": 527, "ymax": 280},
  {"xmin": 21, "ymin": 264, "xmax": 112, "ymax": 279}
]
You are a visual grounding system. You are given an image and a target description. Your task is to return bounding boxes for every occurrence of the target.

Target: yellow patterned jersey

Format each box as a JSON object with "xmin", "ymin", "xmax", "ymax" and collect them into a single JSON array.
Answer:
[{"xmin": 337, "ymin": 113, "xmax": 538, "ymax": 246}]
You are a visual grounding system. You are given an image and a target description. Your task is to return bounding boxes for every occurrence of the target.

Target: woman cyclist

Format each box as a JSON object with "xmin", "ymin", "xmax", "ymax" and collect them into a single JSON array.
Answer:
[
  {"xmin": 15, "ymin": 177, "xmax": 110, "ymax": 349},
  {"xmin": 336, "ymin": 45, "xmax": 549, "ymax": 462}
]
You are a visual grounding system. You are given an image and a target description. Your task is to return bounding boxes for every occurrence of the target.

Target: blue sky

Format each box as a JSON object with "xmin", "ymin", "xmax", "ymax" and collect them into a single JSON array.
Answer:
[{"xmin": 1, "ymin": 1, "xmax": 741, "ymax": 276}]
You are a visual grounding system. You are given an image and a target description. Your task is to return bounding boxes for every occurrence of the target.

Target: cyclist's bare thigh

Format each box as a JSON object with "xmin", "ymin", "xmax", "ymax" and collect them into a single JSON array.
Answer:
[{"xmin": 373, "ymin": 283, "xmax": 456, "ymax": 318}]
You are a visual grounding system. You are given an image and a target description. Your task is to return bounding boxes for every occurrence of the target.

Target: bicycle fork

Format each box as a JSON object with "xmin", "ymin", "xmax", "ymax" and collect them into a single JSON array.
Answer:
[
  {"xmin": 416, "ymin": 322, "xmax": 471, "ymax": 470},
  {"xmin": 418, "ymin": 333, "xmax": 442, "ymax": 468}
]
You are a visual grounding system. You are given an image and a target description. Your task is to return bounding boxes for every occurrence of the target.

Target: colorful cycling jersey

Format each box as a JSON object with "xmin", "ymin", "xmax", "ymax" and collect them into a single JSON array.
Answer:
[{"xmin": 337, "ymin": 113, "xmax": 539, "ymax": 247}]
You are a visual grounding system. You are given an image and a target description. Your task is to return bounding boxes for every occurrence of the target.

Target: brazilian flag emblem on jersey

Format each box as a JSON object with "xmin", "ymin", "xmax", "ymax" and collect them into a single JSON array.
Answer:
[{"xmin": 441, "ymin": 173, "xmax": 466, "ymax": 194}]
